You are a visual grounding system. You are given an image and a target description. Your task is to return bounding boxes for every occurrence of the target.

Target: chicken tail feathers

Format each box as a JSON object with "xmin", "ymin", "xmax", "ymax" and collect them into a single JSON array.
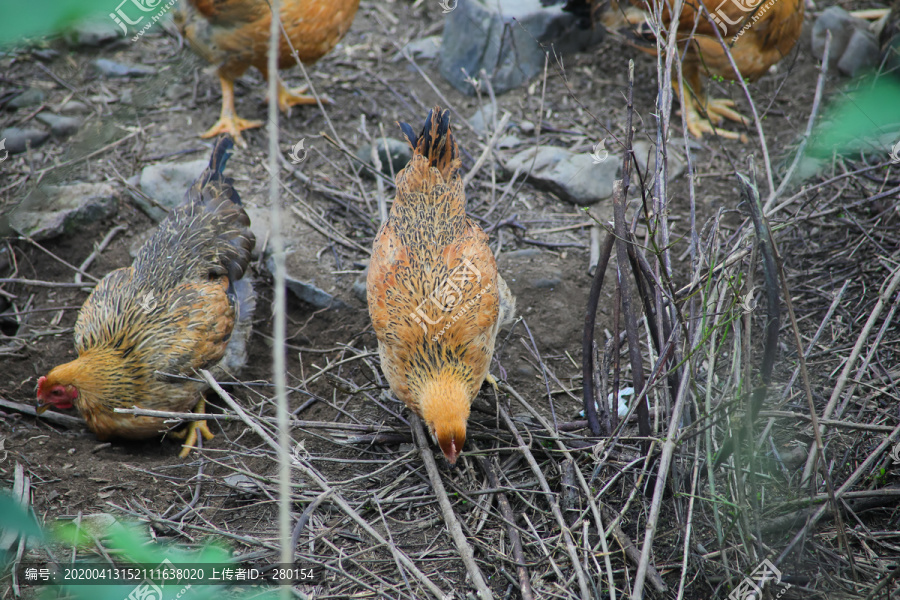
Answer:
[
  {"xmin": 189, "ymin": 134, "xmax": 242, "ymax": 207},
  {"xmin": 134, "ymin": 134, "xmax": 255, "ymax": 290},
  {"xmin": 398, "ymin": 106, "xmax": 459, "ymax": 180}
]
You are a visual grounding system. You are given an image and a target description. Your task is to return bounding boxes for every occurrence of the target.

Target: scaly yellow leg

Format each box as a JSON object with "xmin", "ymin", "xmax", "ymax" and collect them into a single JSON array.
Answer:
[
  {"xmin": 201, "ymin": 72, "xmax": 263, "ymax": 147},
  {"xmin": 176, "ymin": 398, "xmax": 215, "ymax": 458},
  {"xmin": 677, "ymin": 80, "xmax": 748, "ymax": 142},
  {"xmin": 485, "ymin": 373, "xmax": 500, "ymax": 394}
]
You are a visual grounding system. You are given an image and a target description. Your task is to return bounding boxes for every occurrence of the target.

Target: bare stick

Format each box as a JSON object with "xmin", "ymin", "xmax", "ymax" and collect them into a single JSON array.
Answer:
[
  {"xmin": 463, "ymin": 112, "xmax": 511, "ymax": 188},
  {"xmin": 776, "ymin": 420, "xmax": 900, "ymax": 564},
  {"xmin": 764, "ymin": 32, "xmax": 831, "ymax": 212},
  {"xmin": 582, "ymin": 232, "xmax": 615, "ymax": 435},
  {"xmin": 497, "ymin": 405, "xmax": 592, "ymax": 600},
  {"xmin": 75, "ymin": 225, "xmax": 127, "ymax": 285},
  {"xmin": 0, "ymin": 278, "xmax": 96, "ymax": 288},
  {"xmin": 631, "ymin": 330, "xmax": 692, "ymax": 600},
  {"xmin": 409, "ymin": 415, "xmax": 493, "ymax": 600},
  {"xmin": 800, "ymin": 263, "xmax": 900, "ymax": 485},
  {"xmin": 0, "ymin": 397, "xmax": 86, "ymax": 429},
  {"xmin": 198, "ymin": 370, "xmax": 447, "ymax": 599},
  {"xmin": 477, "ymin": 455, "xmax": 534, "ymax": 600},
  {"xmin": 262, "ymin": 6, "xmax": 292, "ymax": 593}
]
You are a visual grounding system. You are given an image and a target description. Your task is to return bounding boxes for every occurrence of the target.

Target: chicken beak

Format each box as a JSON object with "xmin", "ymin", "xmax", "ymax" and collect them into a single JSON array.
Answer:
[{"xmin": 35, "ymin": 403, "xmax": 51, "ymax": 415}]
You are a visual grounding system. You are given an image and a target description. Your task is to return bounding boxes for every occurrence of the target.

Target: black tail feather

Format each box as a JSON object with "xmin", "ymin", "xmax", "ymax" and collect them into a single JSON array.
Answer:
[
  {"xmin": 187, "ymin": 135, "xmax": 241, "ymax": 206},
  {"xmin": 397, "ymin": 106, "xmax": 459, "ymax": 179}
]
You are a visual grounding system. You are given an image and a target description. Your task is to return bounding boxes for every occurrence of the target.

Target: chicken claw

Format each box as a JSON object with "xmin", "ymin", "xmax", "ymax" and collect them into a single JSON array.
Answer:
[
  {"xmin": 175, "ymin": 398, "xmax": 215, "ymax": 458},
  {"xmin": 202, "ymin": 73, "xmax": 263, "ymax": 147},
  {"xmin": 275, "ymin": 81, "xmax": 326, "ymax": 112},
  {"xmin": 485, "ymin": 373, "xmax": 501, "ymax": 394}
]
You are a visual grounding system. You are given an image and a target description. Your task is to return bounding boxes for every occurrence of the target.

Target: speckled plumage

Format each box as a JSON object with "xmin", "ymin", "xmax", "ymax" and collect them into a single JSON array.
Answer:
[
  {"xmin": 367, "ymin": 107, "xmax": 515, "ymax": 465},
  {"xmin": 38, "ymin": 136, "xmax": 255, "ymax": 443}
]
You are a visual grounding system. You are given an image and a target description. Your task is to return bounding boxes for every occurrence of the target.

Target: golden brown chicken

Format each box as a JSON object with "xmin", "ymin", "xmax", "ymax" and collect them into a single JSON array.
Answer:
[
  {"xmin": 36, "ymin": 136, "xmax": 255, "ymax": 457},
  {"xmin": 175, "ymin": 0, "xmax": 360, "ymax": 145},
  {"xmin": 555, "ymin": 0, "xmax": 804, "ymax": 139},
  {"xmin": 367, "ymin": 107, "xmax": 515, "ymax": 466}
]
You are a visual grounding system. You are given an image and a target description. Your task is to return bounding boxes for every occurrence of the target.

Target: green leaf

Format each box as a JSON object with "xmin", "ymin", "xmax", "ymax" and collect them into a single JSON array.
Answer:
[
  {"xmin": 0, "ymin": 0, "xmax": 111, "ymax": 46},
  {"xmin": 807, "ymin": 77, "xmax": 900, "ymax": 158},
  {"xmin": 0, "ymin": 493, "xmax": 44, "ymax": 541}
]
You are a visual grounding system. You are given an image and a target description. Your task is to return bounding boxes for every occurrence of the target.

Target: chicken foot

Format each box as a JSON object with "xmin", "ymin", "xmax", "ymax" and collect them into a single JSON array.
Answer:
[
  {"xmin": 173, "ymin": 397, "xmax": 215, "ymax": 458},
  {"xmin": 202, "ymin": 72, "xmax": 263, "ymax": 147}
]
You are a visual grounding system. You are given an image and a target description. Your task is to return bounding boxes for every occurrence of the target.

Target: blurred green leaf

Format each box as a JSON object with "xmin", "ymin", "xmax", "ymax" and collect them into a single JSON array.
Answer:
[
  {"xmin": 807, "ymin": 77, "xmax": 900, "ymax": 158},
  {"xmin": 0, "ymin": 493, "xmax": 45, "ymax": 541},
  {"xmin": 0, "ymin": 0, "xmax": 110, "ymax": 46}
]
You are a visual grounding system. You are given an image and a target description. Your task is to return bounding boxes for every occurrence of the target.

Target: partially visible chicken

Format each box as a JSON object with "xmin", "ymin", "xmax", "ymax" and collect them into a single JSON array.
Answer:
[
  {"xmin": 554, "ymin": 0, "xmax": 804, "ymax": 140},
  {"xmin": 367, "ymin": 107, "xmax": 515, "ymax": 466},
  {"xmin": 37, "ymin": 136, "xmax": 255, "ymax": 457},
  {"xmin": 175, "ymin": 0, "xmax": 360, "ymax": 146}
]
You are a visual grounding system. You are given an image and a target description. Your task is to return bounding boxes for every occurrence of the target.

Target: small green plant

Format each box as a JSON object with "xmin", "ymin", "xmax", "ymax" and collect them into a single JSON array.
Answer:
[{"xmin": 0, "ymin": 494, "xmax": 281, "ymax": 600}]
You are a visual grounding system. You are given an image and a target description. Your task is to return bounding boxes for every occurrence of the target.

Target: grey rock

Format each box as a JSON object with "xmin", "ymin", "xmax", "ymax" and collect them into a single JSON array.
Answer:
[
  {"xmin": 836, "ymin": 28, "xmax": 879, "ymax": 77},
  {"xmin": 497, "ymin": 134, "xmax": 521, "ymax": 149},
  {"xmin": 530, "ymin": 277, "xmax": 560, "ymax": 289},
  {"xmin": 8, "ymin": 182, "xmax": 118, "ymax": 240},
  {"xmin": 267, "ymin": 256, "xmax": 346, "ymax": 310},
  {"xmin": 223, "ymin": 474, "xmax": 261, "ymax": 496},
  {"xmin": 440, "ymin": 0, "xmax": 603, "ymax": 95},
  {"xmin": 515, "ymin": 364, "xmax": 538, "ymax": 379},
  {"xmin": 470, "ymin": 103, "xmax": 504, "ymax": 135},
  {"xmin": 8, "ymin": 89, "xmax": 46, "ymax": 109},
  {"xmin": 632, "ymin": 139, "xmax": 687, "ymax": 180},
  {"xmin": 352, "ymin": 279, "xmax": 368, "ymax": 302},
  {"xmin": 165, "ymin": 83, "xmax": 191, "ymax": 101},
  {"xmin": 1, "ymin": 127, "xmax": 49, "ymax": 154},
  {"xmin": 58, "ymin": 100, "xmax": 90, "ymax": 114},
  {"xmin": 31, "ymin": 49, "xmax": 59, "ymax": 61},
  {"xmin": 37, "ymin": 113, "xmax": 81, "ymax": 138},
  {"xmin": 77, "ymin": 514, "xmax": 125, "ymax": 538},
  {"xmin": 93, "ymin": 58, "xmax": 155, "ymax": 78},
  {"xmin": 518, "ymin": 120, "xmax": 535, "ymax": 135},
  {"xmin": 396, "ymin": 35, "xmax": 442, "ymax": 62},
  {"xmin": 811, "ymin": 7, "xmax": 876, "ymax": 76},
  {"xmin": 66, "ymin": 17, "xmax": 125, "ymax": 47},
  {"xmin": 136, "ymin": 158, "xmax": 208, "ymax": 221},
  {"xmin": 355, "ymin": 138, "xmax": 412, "ymax": 178},
  {"xmin": 505, "ymin": 145, "xmax": 620, "ymax": 205},
  {"xmin": 247, "ymin": 206, "xmax": 351, "ymax": 309}
]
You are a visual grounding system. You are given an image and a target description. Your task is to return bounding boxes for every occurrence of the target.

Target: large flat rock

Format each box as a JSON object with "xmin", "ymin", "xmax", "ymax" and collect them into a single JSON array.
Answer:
[{"xmin": 440, "ymin": 0, "xmax": 601, "ymax": 95}]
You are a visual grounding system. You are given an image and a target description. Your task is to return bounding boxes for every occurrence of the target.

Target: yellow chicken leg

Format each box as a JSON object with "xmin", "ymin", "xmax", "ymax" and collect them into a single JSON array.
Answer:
[
  {"xmin": 201, "ymin": 72, "xmax": 263, "ymax": 147},
  {"xmin": 258, "ymin": 67, "xmax": 329, "ymax": 113},
  {"xmin": 485, "ymin": 373, "xmax": 500, "ymax": 394},
  {"xmin": 678, "ymin": 80, "xmax": 748, "ymax": 142},
  {"xmin": 175, "ymin": 398, "xmax": 215, "ymax": 458}
]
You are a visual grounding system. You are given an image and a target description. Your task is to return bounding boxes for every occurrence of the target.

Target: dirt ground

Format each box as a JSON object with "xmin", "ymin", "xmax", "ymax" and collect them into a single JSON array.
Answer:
[{"xmin": 1, "ymin": 1, "xmax": 898, "ymax": 599}]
